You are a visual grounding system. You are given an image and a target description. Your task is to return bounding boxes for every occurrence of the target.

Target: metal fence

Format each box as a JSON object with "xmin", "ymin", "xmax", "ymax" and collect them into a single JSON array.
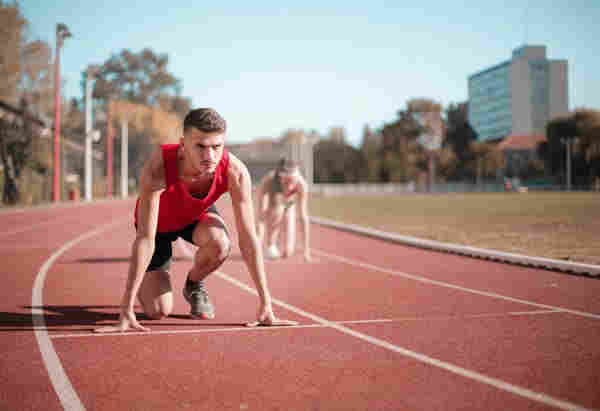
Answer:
[{"xmin": 310, "ymin": 181, "xmax": 598, "ymax": 196}]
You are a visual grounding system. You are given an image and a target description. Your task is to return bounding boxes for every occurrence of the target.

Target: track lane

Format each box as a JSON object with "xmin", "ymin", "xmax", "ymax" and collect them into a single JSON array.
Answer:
[
  {"xmin": 344, "ymin": 313, "xmax": 600, "ymax": 409},
  {"xmin": 0, "ymin": 200, "xmax": 135, "ymax": 411},
  {"xmin": 2, "ymin": 199, "xmax": 599, "ymax": 410},
  {"xmin": 308, "ymin": 223, "xmax": 600, "ymax": 315}
]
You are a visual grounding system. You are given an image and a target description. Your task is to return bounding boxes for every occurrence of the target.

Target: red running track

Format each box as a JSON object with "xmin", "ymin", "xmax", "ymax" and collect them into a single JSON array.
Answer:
[{"xmin": 1, "ymin": 198, "xmax": 599, "ymax": 411}]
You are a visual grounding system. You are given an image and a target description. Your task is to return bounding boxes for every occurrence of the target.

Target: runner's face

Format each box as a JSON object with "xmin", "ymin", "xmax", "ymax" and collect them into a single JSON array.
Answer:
[
  {"xmin": 181, "ymin": 127, "xmax": 225, "ymax": 174},
  {"xmin": 280, "ymin": 168, "xmax": 299, "ymax": 186}
]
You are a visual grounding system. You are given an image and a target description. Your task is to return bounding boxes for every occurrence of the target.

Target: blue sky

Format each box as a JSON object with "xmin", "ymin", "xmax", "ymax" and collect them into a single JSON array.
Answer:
[{"xmin": 21, "ymin": 0, "xmax": 600, "ymax": 147}]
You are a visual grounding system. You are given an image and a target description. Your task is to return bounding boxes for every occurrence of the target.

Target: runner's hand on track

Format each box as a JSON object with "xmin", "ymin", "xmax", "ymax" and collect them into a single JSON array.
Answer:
[
  {"xmin": 246, "ymin": 303, "xmax": 298, "ymax": 327},
  {"xmin": 304, "ymin": 250, "xmax": 314, "ymax": 262},
  {"xmin": 93, "ymin": 307, "xmax": 150, "ymax": 333}
]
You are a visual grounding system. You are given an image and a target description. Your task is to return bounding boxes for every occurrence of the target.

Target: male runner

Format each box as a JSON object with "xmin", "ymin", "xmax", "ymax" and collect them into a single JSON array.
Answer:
[
  {"xmin": 95, "ymin": 108, "xmax": 295, "ymax": 333},
  {"xmin": 255, "ymin": 158, "xmax": 312, "ymax": 261}
]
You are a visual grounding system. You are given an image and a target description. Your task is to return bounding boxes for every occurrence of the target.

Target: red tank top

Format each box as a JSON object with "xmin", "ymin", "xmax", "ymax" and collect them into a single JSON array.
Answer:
[{"xmin": 134, "ymin": 143, "xmax": 230, "ymax": 233}]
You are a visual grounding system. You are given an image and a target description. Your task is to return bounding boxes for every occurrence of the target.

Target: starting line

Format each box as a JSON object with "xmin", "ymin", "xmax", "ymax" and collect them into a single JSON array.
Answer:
[{"xmin": 47, "ymin": 309, "xmax": 561, "ymax": 339}]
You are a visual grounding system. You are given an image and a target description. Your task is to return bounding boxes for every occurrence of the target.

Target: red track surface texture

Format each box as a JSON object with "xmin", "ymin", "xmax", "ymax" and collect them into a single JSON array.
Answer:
[{"xmin": 1, "ymin": 199, "xmax": 599, "ymax": 411}]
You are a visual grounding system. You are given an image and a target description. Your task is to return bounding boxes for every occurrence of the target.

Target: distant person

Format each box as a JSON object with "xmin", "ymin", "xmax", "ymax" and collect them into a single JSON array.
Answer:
[
  {"xmin": 95, "ymin": 108, "xmax": 296, "ymax": 333},
  {"xmin": 255, "ymin": 158, "xmax": 312, "ymax": 262}
]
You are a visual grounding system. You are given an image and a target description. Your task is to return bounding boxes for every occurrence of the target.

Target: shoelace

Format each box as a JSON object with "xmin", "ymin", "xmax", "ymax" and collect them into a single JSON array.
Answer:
[{"xmin": 189, "ymin": 287, "xmax": 208, "ymax": 300}]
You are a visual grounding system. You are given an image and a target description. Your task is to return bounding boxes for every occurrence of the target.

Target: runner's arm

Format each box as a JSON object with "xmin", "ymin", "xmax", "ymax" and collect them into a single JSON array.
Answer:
[
  {"xmin": 229, "ymin": 156, "xmax": 272, "ymax": 306},
  {"xmin": 254, "ymin": 172, "xmax": 273, "ymax": 245},
  {"xmin": 94, "ymin": 147, "xmax": 164, "ymax": 333},
  {"xmin": 297, "ymin": 179, "xmax": 311, "ymax": 261},
  {"xmin": 122, "ymin": 148, "xmax": 164, "ymax": 312}
]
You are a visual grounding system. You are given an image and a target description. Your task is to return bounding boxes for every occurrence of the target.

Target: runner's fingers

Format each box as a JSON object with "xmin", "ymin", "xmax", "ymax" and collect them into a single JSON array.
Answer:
[
  {"xmin": 269, "ymin": 319, "xmax": 299, "ymax": 326},
  {"xmin": 92, "ymin": 325, "xmax": 123, "ymax": 333},
  {"xmin": 246, "ymin": 319, "xmax": 299, "ymax": 327},
  {"xmin": 130, "ymin": 320, "xmax": 150, "ymax": 332}
]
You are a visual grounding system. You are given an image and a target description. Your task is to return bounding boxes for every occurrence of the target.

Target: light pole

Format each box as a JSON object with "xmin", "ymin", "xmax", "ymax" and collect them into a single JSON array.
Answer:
[
  {"xmin": 106, "ymin": 98, "xmax": 114, "ymax": 197},
  {"xmin": 561, "ymin": 137, "xmax": 578, "ymax": 191},
  {"xmin": 120, "ymin": 118, "xmax": 128, "ymax": 198},
  {"xmin": 84, "ymin": 66, "xmax": 100, "ymax": 201},
  {"xmin": 52, "ymin": 23, "xmax": 72, "ymax": 202}
]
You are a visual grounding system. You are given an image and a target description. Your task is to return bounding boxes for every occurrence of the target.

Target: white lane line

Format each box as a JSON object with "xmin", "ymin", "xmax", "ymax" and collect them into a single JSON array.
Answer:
[
  {"xmin": 32, "ymin": 219, "xmax": 127, "ymax": 411},
  {"xmin": 315, "ymin": 249, "xmax": 600, "ymax": 321},
  {"xmin": 215, "ymin": 270, "xmax": 594, "ymax": 411},
  {"xmin": 49, "ymin": 324, "xmax": 323, "ymax": 339},
  {"xmin": 508, "ymin": 310, "xmax": 561, "ymax": 316},
  {"xmin": 336, "ymin": 310, "xmax": 561, "ymax": 324},
  {"xmin": 179, "ymin": 238, "xmax": 595, "ymax": 409},
  {"xmin": 46, "ymin": 309, "xmax": 560, "ymax": 339}
]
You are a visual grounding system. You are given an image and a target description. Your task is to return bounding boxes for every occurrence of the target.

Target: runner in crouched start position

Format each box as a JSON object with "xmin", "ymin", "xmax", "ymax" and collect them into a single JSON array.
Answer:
[
  {"xmin": 95, "ymin": 108, "xmax": 296, "ymax": 333},
  {"xmin": 255, "ymin": 158, "xmax": 312, "ymax": 262}
]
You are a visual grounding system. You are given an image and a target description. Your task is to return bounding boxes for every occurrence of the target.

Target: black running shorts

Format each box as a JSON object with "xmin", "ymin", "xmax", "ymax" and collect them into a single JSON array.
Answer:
[{"xmin": 143, "ymin": 204, "xmax": 222, "ymax": 272}]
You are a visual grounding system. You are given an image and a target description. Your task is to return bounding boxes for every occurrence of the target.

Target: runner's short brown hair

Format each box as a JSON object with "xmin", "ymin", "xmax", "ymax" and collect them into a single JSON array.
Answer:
[
  {"xmin": 276, "ymin": 158, "xmax": 299, "ymax": 173},
  {"xmin": 183, "ymin": 108, "xmax": 227, "ymax": 133}
]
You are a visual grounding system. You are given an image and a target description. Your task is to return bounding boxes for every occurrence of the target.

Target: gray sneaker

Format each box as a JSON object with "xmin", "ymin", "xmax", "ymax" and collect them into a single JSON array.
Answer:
[{"xmin": 183, "ymin": 282, "xmax": 215, "ymax": 319}]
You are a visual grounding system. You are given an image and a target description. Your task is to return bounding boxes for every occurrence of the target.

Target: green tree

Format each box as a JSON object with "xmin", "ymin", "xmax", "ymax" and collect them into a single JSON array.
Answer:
[
  {"xmin": 574, "ymin": 109, "xmax": 600, "ymax": 184},
  {"xmin": 89, "ymin": 48, "xmax": 191, "ymax": 117},
  {"xmin": 360, "ymin": 124, "xmax": 380, "ymax": 182},
  {"xmin": 469, "ymin": 141, "xmax": 505, "ymax": 184},
  {"xmin": 540, "ymin": 114, "xmax": 577, "ymax": 177},
  {"xmin": 0, "ymin": 1, "xmax": 25, "ymax": 103},
  {"xmin": 0, "ymin": 99, "xmax": 35, "ymax": 204},
  {"xmin": 20, "ymin": 40, "xmax": 53, "ymax": 115},
  {"xmin": 443, "ymin": 102, "xmax": 478, "ymax": 179},
  {"xmin": 314, "ymin": 133, "xmax": 365, "ymax": 183},
  {"xmin": 437, "ymin": 146, "xmax": 458, "ymax": 180},
  {"xmin": 81, "ymin": 48, "xmax": 193, "ymax": 191},
  {"xmin": 0, "ymin": 3, "xmax": 50, "ymax": 204},
  {"xmin": 540, "ymin": 109, "xmax": 600, "ymax": 186},
  {"xmin": 375, "ymin": 98, "xmax": 441, "ymax": 183}
]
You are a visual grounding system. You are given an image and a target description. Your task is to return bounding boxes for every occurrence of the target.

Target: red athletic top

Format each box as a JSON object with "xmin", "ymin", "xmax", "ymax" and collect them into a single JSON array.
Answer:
[
  {"xmin": 284, "ymin": 185, "xmax": 299, "ymax": 199},
  {"xmin": 134, "ymin": 143, "xmax": 230, "ymax": 233}
]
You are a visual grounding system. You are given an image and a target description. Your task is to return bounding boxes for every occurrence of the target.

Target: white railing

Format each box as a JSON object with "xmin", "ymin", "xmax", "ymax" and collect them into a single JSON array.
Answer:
[
  {"xmin": 311, "ymin": 182, "xmax": 511, "ymax": 196},
  {"xmin": 312, "ymin": 183, "xmax": 415, "ymax": 196}
]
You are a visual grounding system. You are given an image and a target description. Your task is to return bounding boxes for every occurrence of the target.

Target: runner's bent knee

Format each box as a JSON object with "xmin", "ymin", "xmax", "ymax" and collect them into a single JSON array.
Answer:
[{"xmin": 200, "ymin": 230, "xmax": 231, "ymax": 263}]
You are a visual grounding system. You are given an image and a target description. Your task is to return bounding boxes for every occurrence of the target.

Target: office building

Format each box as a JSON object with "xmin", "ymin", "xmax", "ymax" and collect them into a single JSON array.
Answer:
[{"xmin": 468, "ymin": 45, "xmax": 568, "ymax": 142}]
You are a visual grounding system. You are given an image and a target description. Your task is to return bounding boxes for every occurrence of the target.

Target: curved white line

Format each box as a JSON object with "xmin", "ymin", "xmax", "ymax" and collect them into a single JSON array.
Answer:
[{"xmin": 32, "ymin": 219, "xmax": 126, "ymax": 411}]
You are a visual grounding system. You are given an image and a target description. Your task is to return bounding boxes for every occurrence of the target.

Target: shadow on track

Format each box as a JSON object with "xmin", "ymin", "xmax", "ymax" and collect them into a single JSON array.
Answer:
[
  {"xmin": 0, "ymin": 305, "xmax": 119, "ymax": 331},
  {"xmin": 70, "ymin": 253, "xmax": 250, "ymax": 264},
  {"xmin": 0, "ymin": 306, "xmax": 248, "ymax": 331},
  {"xmin": 72, "ymin": 257, "xmax": 191, "ymax": 264}
]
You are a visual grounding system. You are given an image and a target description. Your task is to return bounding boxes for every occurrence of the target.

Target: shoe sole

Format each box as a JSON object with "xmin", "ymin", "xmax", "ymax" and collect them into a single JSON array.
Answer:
[
  {"xmin": 189, "ymin": 311, "xmax": 215, "ymax": 320},
  {"xmin": 183, "ymin": 290, "xmax": 215, "ymax": 320}
]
